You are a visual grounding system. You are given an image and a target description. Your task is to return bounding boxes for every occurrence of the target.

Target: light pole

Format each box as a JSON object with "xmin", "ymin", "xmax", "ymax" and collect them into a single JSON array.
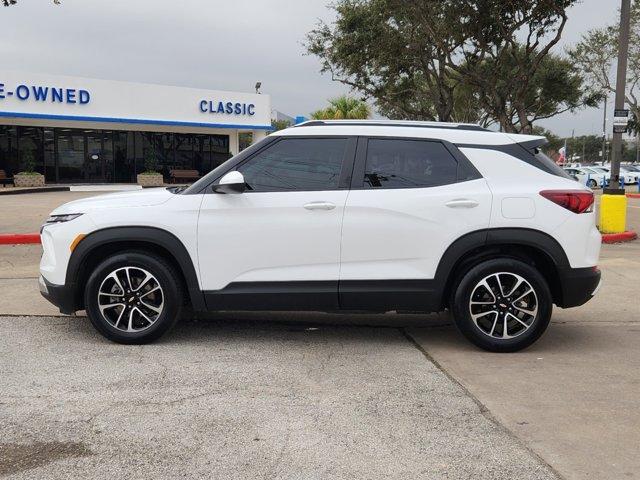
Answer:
[
  {"xmin": 602, "ymin": 94, "xmax": 607, "ymax": 163},
  {"xmin": 600, "ymin": 0, "xmax": 632, "ymax": 235},
  {"xmin": 608, "ymin": 0, "xmax": 631, "ymax": 189}
]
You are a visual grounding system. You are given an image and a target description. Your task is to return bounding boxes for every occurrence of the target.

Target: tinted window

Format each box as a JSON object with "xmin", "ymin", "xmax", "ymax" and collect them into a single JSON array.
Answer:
[
  {"xmin": 364, "ymin": 139, "xmax": 457, "ymax": 188},
  {"xmin": 237, "ymin": 138, "xmax": 347, "ymax": 192},
  {"xmin": 531, "ymin": 148, "xmax": 573, "ymax": 179}
]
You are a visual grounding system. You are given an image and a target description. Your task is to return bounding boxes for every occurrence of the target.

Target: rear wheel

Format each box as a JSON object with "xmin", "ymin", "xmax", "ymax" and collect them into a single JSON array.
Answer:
[
  {"xmin": 85, "ymin": 251, "xmax": 183, "ymax": 344},
  {"xmin": 450, "ymin": 258, "xmax": 552, "ymax": 352}
]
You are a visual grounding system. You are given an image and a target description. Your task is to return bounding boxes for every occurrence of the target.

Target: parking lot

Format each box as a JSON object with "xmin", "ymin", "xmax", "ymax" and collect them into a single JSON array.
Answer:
[{"xmin": 1, "ymin": 190, "xmax": 640, "ymax": 479}]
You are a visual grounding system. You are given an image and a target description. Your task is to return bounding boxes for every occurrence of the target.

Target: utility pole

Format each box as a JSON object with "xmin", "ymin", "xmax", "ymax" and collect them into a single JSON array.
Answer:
[
  {"xmin": 602, "ymin": 94, "xmax": 607, "ymax": 163},
  {"xmin": 600, "ymin": 0, "xmax": 632, "ymax": 235},
  {"xmin": 608, "ymin": 0, "xmax": 631, "ymax": 191}
]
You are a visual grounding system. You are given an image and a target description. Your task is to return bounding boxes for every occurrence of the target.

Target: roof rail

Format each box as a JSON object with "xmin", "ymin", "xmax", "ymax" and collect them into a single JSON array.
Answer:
[{"xmin": 293, "ymin": 119, "xmax": 489, "ymax": 132}]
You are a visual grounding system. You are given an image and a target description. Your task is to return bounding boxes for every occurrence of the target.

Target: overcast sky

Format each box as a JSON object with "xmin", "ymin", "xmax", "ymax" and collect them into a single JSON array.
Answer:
[{"xmin": 0, "ymin": 0, "xmax": 620, "ymax": 137}]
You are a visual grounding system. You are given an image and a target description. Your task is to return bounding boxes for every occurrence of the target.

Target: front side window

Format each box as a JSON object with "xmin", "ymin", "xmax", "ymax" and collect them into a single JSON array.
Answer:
[
  {"xmin": 363, "ymin": 139, "xmax": 458, "ymax": 189},
  {"xmin": 237, "ymin": 138, "xmax": 347, "ymax": 192}
]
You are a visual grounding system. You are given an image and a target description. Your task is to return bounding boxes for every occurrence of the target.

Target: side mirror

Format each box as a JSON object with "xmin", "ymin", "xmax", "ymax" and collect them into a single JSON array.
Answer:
[{"xmin": 213, "ymin": 171, "xmax": 246, "ymax": 194}]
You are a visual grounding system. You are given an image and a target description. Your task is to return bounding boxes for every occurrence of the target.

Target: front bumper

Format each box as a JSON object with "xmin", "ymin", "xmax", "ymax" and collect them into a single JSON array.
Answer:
[
  {"xmin": 556, "ymin": 266, "xmax": 601, "ymax": 308},
  {"xmin": 39, "ymin": 275, "xmax": 78, "ymax": 314}
]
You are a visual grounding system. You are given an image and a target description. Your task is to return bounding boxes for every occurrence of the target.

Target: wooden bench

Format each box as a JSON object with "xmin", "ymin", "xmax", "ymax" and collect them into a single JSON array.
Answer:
[
  {"xmin": 169, "ymin": 169, "xmax": 200, "ymax": 184},
  {"xmin": 0, "ymin": 170, "xmax": 13, "ymax": 187}
]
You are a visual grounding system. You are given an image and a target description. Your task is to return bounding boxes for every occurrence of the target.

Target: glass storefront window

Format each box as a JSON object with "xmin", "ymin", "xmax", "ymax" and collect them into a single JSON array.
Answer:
[
  {"xmin": 0, "ymin": 126, "xmax": 229, "ymax": 183},
  {"xmin": 174, "ymin": 134, "xmax": 193, "ymax": 171},
  {"xmin": 211, "ymin": 135, "xmax": 230, "ymax": 168},
  {"xmin": 18, "ymin": 126, "xmax": 44, "ymax": 175},
  {"xmin": 43, "ymin": 129, "xmax": 55, "ymax": 182},
  {"xmin": 0, "ymin": 126, "xmax": 18, "ymax": 177},
  {"xmin": 57, "ymin": 129, "xmax": 85, "ymax": 182},
  {"xmin": 102, "ymin": 131, "xmax": 114, "ymax": 183},
  {"xmin": 113, "ymin": 131, "xmax": 133, "ymax": 183}
]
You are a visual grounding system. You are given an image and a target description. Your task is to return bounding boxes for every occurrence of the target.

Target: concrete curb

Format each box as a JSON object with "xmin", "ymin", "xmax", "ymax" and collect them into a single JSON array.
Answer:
[
  {"xmin": 601, "ymin": 231, "xmax": 638, "ymax": 244},
  {"xmin": 0, "ymin": 233, "xmax": 41, "ymax": 245},
  {"xmin": 0, "ymin": 186, "xmax": 70, "ymax": 195}
]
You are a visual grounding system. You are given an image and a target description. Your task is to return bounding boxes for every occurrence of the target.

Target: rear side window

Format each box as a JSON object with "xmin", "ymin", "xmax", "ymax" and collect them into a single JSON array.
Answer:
[
  {"xmin": 237, "ymin": 138, "xmax": 347, "ymax": 192},
  {"xmin": 532, "ymin": 148, "xmax": 573, "ymax": 180},
  {"xmin": 457, "ymin": 142, "xmax": 575, "ymax": 179},
  {"xmin": 363, "ymin": 139, "xmax": 458, "ymax": 188}
]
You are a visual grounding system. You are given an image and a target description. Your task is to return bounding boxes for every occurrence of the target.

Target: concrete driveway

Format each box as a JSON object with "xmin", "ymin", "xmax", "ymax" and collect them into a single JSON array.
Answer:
[
  {"xmin": 1, "ymin": 314, "xmax": 558, "ymax": 480},
  {"xmin": 1, "ymin": 190, "xmax": 639, "ymax": 479}
]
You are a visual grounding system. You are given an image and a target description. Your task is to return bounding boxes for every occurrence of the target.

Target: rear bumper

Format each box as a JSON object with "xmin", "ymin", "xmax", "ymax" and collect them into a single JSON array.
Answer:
[
  {"xmin": 556, "ymin": 266, "xmax": 601, "ymax": 308},
  {"xmin": 39, "ymin": 276, "xmax": 77, "ymax": 314}
]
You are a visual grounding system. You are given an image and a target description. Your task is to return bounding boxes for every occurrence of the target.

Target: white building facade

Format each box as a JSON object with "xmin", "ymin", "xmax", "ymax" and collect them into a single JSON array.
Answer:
[{"xmin": 0, "ymin": 72, "xmax": 271, "ymax": 183}]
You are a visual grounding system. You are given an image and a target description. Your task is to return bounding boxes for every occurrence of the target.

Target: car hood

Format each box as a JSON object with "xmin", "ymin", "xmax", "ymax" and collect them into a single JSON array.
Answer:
[{"xmin": 51, "ymin": 188, "xmax": 175, "ymax": 215}]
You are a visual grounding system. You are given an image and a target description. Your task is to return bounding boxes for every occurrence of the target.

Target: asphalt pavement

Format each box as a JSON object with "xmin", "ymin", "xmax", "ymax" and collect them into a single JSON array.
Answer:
[{"xmin": 1, "ymin": 190, "xmax": 639, "ymax": 479}]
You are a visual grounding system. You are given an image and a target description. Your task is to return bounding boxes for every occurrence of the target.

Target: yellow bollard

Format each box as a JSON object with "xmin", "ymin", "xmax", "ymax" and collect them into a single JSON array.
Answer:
[{"xmin": 599, "ymin": 193, "xmax": 627, "ymax": 234}]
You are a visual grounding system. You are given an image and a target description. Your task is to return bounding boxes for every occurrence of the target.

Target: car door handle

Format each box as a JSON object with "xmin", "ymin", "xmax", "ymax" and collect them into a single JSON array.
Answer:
[
  {"xmin": 445, "ymin": 199, "xmax": 479, "ymax": 208},
  {"xmin": 304, "ymin": 201, "xmax": 336, "ymax": 211}
]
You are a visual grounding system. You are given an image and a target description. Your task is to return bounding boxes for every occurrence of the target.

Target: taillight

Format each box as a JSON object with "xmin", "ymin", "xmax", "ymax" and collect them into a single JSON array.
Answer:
[{"xmin": 539, "ymin": 190, "xmax": 594, "ymax": 214}]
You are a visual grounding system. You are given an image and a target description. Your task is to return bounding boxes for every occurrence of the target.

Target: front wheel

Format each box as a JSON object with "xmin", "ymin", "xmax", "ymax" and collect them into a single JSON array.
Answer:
[
  {"xmin": 84, "ymin": 251, "xmax": 183, "ymax": 344},
  {"xmin": 587, "ymin": 179, "xmax": 597, "ymax": 188},
  {"xmin": 450, "ymin": 258, "xmax": 552, "ymax": 352}
]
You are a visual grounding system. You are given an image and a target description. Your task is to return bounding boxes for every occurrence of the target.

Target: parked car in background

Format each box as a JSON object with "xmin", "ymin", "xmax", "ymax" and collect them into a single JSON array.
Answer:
[
  {"xmin": 563, "ymin": 166, "xmax": 605, "ymax": 188},
  {"xmin": 593, "ymin": 165, "xmax": 639, "ymax": 185},
  {"xmin": 582, "ymin": 167, "xmax": 610, "ymax": 186}
]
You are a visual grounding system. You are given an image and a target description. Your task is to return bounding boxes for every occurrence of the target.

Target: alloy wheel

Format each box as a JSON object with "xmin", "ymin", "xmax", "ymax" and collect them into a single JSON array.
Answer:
[
  {"xmin": 468, "ymin": 272, "xmax": 538, "ymax": 339},
  {"xmin": 97, "ymin": 266, "xmax": 164, "ymax": 332}
]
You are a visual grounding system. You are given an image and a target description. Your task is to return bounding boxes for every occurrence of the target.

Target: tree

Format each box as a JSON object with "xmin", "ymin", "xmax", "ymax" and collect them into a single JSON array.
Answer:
[
  {"xmin": 570, "ymin": 1, "xmax": 640, "ymax": 133},
  {"xmin": 311, "ymin": 95, "xmax": 371, "ymax": 120},
  {"xmin": 306, "ymin": 0, "xmax": 591, "ymax": 133},
  {"xmin": 143, "ymin": 148, "xmax": 158, "ymax": 174},
  {"xmin": 270, "ymin": 119, "xmax": 291, "ymax": 132},
  {"xmin": 306, "ymin": 0, "xmax": 474, "ymax": 122},
  {"xmin": 532, "ymin": 126, "xmax": 563, "ymax": 155},
  {"xmin": 463, "ymin": 46, "xmax": 600, "ymax": 133},
  {"xmin": 565, "ymin": 135, "xmax": 605, "ymax": 163}
]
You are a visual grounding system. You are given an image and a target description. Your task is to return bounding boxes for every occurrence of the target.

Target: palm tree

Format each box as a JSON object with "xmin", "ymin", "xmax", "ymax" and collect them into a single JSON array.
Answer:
[{"xmin": 311, "ymin": 96, "xmax": 371, "ymax": 120}]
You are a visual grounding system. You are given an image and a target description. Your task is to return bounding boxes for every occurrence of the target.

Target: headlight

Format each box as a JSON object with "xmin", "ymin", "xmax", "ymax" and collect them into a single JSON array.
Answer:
[{"xmin": 43, "ymin": 213, "xmax": 84, "ymax": 225}]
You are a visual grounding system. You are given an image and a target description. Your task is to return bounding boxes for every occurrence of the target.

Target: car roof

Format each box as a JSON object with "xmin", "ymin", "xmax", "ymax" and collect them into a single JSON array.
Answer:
[{"xmin": 273, "ymin": 120, "xmax": 545, "ymax": 146}]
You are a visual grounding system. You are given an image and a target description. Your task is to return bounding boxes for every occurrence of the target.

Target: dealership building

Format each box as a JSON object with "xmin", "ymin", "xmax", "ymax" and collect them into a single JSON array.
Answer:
[{"xmin": 0, "ymin": 72, "xmax": 272, "ymax": 183}]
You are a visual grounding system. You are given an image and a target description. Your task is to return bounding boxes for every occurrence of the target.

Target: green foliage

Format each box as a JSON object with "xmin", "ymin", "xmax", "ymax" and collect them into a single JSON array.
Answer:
[
  {"xmin": 21, "ymin": 149, "xmax": 36, "ymax": 174},
  {"xmin": 565, "ymin": 135, "xmax": 606, "ymax": 163},
  {"xmin": 311, "ymin": 96, "xmax": 371, "ymax": 120},
  {"xmin": 570, "ymin": 0, "xmax": 640, "ymax": 131},
  {"xmin": 532, "ymin": 126, "xmax": 563, "ymax": 154},
  {"xmin": 464, "ymin": 47, "xmax": 601, "ymax": 132},
  {"xmin": 271, "ymin": 119, "xmax": 292, "ymax": 132},
  {"xmin": 622, "ymin": 139, "xmax": 640, "ymax": 163},
  {"xmin": 143, "ymin": 148, "xmax": 158, "ymax": 173},
  {"xmin": 306, "ymin": 0, "xmax": 588, "ymax": 133},
  {"xmin": 239, "ymin": 132, "xmax": 252, "ymax": 151}
]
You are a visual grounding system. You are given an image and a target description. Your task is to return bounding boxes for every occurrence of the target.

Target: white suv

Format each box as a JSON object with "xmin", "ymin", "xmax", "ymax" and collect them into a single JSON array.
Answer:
[{"xmin": 39, "ymin": 120, "xmax": 602, "ymax": 352}]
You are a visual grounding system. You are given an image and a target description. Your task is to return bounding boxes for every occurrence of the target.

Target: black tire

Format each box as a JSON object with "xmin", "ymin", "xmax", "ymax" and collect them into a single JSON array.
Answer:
[
  {"xmin": 588, "ymin": 179, "xmax": 597, "ymax": 188},
  {"xmin": 450, "ymin": 258, "xmax": 552, "ymax": 352},
  {"xmin": 84, "ymin": 250, "xmax": 183, "ymax": 344}
]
